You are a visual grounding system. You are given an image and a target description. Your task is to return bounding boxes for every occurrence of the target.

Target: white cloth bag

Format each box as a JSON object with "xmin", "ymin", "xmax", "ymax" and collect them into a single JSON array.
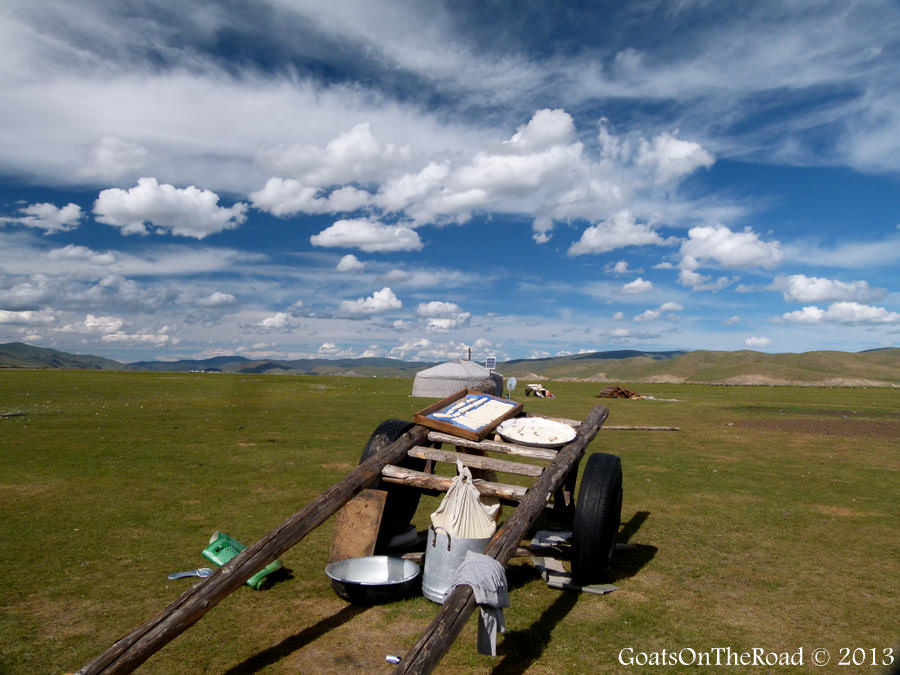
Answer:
[{"xmin": 430, "ymin": 460, "xmax": 499, "ymax": 538}]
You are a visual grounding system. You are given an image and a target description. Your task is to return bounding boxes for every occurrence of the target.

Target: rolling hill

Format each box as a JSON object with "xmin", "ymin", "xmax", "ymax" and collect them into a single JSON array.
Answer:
[{"xmin": 1, "ymin": 342, "xmax": 898, "ymax": 386}]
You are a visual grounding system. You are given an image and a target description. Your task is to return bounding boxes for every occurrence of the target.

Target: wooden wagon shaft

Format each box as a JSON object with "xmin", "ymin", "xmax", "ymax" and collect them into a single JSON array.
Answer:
[
  {"xmin": 77, "ymin": 424, "xmax": 431, "ymax": 675},
  {"xmin": 396, "ymin": 403, "xmax": 610, "ymax": 674}
]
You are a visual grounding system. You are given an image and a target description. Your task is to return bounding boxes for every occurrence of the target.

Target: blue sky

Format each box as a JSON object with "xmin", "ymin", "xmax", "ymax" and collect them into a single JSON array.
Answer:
[{"xmin": 1, "ymin": 1, "xmax": 898, "ymax": 363}]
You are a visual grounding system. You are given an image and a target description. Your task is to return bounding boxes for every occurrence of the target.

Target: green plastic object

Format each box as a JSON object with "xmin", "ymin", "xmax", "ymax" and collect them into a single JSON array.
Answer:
[{"xmin": 202, "ymin": 531, "xmax": 283, "ymax": 590}]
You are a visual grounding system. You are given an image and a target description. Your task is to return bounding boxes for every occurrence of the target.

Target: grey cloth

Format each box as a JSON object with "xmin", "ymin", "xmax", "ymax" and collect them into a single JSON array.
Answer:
[{"xmin": 450, "ymin": 551, "xmax": 509, "ymax": 655}]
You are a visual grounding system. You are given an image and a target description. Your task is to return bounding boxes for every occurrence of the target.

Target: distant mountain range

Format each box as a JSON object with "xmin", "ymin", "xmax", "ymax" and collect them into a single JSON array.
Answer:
[{"xmin": 1, "ymin": 342, "xmax": 898, "ymax": 386}]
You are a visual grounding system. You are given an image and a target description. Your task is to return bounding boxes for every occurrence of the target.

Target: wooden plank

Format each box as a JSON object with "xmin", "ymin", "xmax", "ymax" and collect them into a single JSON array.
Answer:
[
  {"xmin": 78, "ymin": 424, "xmax": 431, "ymax": 675},
  {"xmin": 425, "ymin": 431, "xmax": 558, "ymax": 461},
  {"xmin": 407, "ymin": 445, "xmax": 544, "ymax": 478},
  {"xmin": 327, "ymin": 488, "xmax": 387, "ymax": 563},
  {"xmin": 380, "ymin": 465, "xmax": 528, "ymax": 502},
  {"xmin": 395, "ymin": 403, "xmax": 610, "ymax": 674}
]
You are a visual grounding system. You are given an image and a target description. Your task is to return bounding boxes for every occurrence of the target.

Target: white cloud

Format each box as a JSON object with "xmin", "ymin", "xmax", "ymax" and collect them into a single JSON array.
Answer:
[
  {"xmin": 416, "ymin": 301, "xmax": 462, "ymax": 317},
  {"xmin": 79, "ymin": 136, "xmax": 149, "ymax": 180},
  {"xmin": 84, "ymin": 314, "xmax": 124, "ymax": 333},
  {"xmin": 257, "ymin": 122, "xmax": 411, "ymax": 187},
  {"xmin": 197, "ymin": 291, "xmax": 236, "ymax": 307},
  {"xmin": 94, "ymin": 177, "xmax": 248, "ymax": 238},
  {"xmin": 339, "ymin": 287, "xmax": 402, "ymax": 314},
  {"xmin": 775, "ymin": 274, "xmax": 881, "ymax": 303},
  {"xmin": 724, "ymin": 315, "xmax": 741, "ymax": 325},
  {"xmin": 102, "ymin": 330, "xmax": 176, "ymax": 346},
  {"xmin": 569, "ymin": 211, "xmax": 667, "ymax": 256},
  {"xmin": 635, "ymin": 132, "xmax": 715, "ymax": 183},
  {"xmin": 622, "ymin": 277, "xmax": 653, "ymax": 294},
  {"xmin": 659, "ymin": 302, "xmax": 684, "ymax": 312},
  {"xmin": 258, "ymin": 312, "xmax": 295, "ymax": 329},
  {"xmin": 0, "ymin": 309, "xmax": 55, "ymax": 325},
  {"xmin": 745, "ymin": 336, "xmax": 772, "ymax": 348},
  {"xmin": 250, "ymin": 179, "xmax": 372, "ymax": 217},
  {"xmin": 336, "ymin": 254, "xmax": 365, "ymax": 272},
  {"xmin": 310, "ymin": 218, "xmax": 423, "ymax": 252},
  {"xmin": 634, "ymin": 309, "xmax": 659, "ymax": 322},
  {"xmin": 608, "ymin": 260, "xmax": 631, "ymax": 275},
  {"xmin": 48, "ymin": 244, "xmax": 116, "ymax": 265},
  {"xmin": 425, "ymin": 315, "xmax": 471, "ymax": 331},
  {"xmin": 782, "ymin": 302, "xmax": 900, "ymax": 325},
  {"xmin": 681, "ymin": 224, "xmax": 783, "ymax": 269},
  {"xmin": 2, "ymin": 202, "xmax": 83, "ymax": 234}
]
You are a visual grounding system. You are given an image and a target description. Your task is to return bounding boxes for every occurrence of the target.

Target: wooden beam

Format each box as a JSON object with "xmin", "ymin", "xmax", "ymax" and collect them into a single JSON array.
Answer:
[
  {"xmin": 77, "ymin": 425, "xmax": 430, "ymax": 675},
  {"xmin": 380, "ymin": 465, "xmax": 528, "ymax": 502},
  {"xmin": 406, "ymin": 445, "xmax": 544, "ymax": 477},
  {"xmin": 425, "ymin": 431, "xmax": 558, "ymax": 461},
  {"xmin": 395, "ymin": 403, "xmax": 610, "ymax": 674}
]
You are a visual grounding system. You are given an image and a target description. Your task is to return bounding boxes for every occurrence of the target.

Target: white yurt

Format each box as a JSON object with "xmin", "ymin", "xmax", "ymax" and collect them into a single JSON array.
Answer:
[{"xmin": 411, "ymin": 359, "xmax": 503, "ymax": 398}]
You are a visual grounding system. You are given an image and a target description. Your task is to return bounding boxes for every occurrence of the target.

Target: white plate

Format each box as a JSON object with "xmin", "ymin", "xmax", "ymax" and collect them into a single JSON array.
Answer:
[{"xmin": 496, "ymin": 417, "xmax": 576, "ymax": 448}]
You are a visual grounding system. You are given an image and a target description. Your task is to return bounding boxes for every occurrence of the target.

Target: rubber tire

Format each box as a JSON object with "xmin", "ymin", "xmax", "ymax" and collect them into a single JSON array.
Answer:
[
  {"xmin": 360, "ymin": 419, "xmax": 427, "ymax": 546},
  {"xmin": 571, "ymin": 452, "xmax": 623, "ymax": 584}
]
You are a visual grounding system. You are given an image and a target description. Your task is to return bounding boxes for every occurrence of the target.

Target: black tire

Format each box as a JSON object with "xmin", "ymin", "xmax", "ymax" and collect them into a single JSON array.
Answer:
[
  {"xmin": 360, "ymin": 419, "xmax": 427, "ymax": 547},
  {"xmin": 571, "ymin": 452, "xmax": 622, "ymax": 584}
]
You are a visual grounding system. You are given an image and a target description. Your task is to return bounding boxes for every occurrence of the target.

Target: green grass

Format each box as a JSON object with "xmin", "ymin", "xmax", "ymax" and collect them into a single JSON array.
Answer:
[{"xmin": 1, "ymin": 372, "xmax": 898, "ymax": 673}]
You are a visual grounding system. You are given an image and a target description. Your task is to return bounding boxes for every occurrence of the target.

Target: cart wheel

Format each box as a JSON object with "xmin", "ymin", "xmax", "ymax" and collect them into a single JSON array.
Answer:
[
  {"xmin": 571, "ymin": 452, "xmax": 622, "ymax": 584},
  {"xmin": 360, "ymin": 419, "xmax": 427, "ymax": 547}
]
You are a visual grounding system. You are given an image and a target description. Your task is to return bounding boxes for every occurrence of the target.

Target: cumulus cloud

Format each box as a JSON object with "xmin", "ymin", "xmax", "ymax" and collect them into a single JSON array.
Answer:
[
  {"xmin": 2, "ymin": 202, "xmax": 83, "ymax": 234},
  {"xmin": 257, "ymin": 122, "xmax": 411, "ymax": 187},
  {"xmin": 93, "ymin": 177, "xmax": 248, "ymax": 238},
  {"xmin": 416, "ymin": 301, "xmax": 462, "ymax": 317},
  {"xmin": 336, "ymin": 254, "xmax": 365, "ymax": 272},
  {"xmin": 310, "ymin": 218, "xmax": 423, "ymax": 252},
  {"xmin": 84, "ymin": 314, "xmax": 124, "ymax": 333},
  {"xmin": 635, "ymin": 132, "xmax": 715, "ymax": 183},
  {"xmin": 258, "ymin": 312, "xmax": 295, "ymax": 329},
  {"xmin": 197, "ymin": 291, "xmax": 236, "ymax": 307},
  {"xmin": 781, "ymin": 302, "xmax": 900, "ymax": 325},
  {"xmin": 775, "ymin": 274, "xmax": 881, "ymax": 303},
  {"xmin": 0, "ymin": 309, "xmax": 55, "ymax": 325},
  {"xmin": 339, "ymin": 287, "xmax": 402, "ymax": 314},
  {"xmin": 250, "ymin": 179, "xmax": 372, "ymax": 217},
  {"xmin": 745, "ymin": 336, "xmax": 772, "ymax": 347},
  {"xmin": 569, "ymin": 211, "xmax": 667, "ymax": 256},
  {"xmin": 681, "ymin": 224, "xmax": 783, "ymax": 269},
  {"xmin": 622, "ymin": 277, "xmax": 653, "ymax": 294}
]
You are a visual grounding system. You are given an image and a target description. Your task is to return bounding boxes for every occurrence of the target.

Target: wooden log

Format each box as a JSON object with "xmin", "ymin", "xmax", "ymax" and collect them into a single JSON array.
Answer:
[
  {"xmin": 396, "ymin": 403, "xmax": 610, "ymax": 674},
  {"xmin": 425, "ymin": 431, "xmax": 558, "ymax": 461},
  {"xmin": 77, "ymin": 424, "xmax": 430, "ymax": 675},
  {"xmin": 380, "ymin": 465, "xmax": 528, "ymax": 502},
  {"xmin": 406, "ymin": 445, "xmax": 544, "ymax": 477}
]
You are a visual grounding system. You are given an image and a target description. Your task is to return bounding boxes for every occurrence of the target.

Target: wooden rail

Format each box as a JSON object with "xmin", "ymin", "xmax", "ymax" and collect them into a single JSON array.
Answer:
[
  {"xmin": 395, "ymin": 402, "xmax": 610, "ymax": 674},
  {"xmin": 406, "ymin": 445, "xmax": 544, "ymax": 477}
]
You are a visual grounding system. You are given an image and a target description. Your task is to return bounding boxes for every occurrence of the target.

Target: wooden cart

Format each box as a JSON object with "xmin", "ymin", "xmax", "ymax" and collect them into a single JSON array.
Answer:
[{"xmin": 78, "ymin": 393, "xmax": 620, "ymax": 675}]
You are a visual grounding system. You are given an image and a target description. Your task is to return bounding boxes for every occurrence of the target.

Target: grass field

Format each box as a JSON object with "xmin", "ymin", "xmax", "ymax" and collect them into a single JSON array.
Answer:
[{"xmin": 1, "ymin": 371, "xmax": 898, "ymax": 673}]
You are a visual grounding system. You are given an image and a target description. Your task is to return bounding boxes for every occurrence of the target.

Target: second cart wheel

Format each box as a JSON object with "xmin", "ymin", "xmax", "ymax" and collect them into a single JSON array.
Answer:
[
  {"xmin": 571, "ymin": 452, "xmax": 622, "ymax": 584},
  {"xmin": 360, "ymin": 419, "xmax": 427, "ymax": 547}
]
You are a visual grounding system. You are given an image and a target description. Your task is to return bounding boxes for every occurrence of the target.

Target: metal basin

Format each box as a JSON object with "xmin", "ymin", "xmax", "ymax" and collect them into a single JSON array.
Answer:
[{"xmin": 325, "ymin": 555, "xmax": 421, "ymax": 604}]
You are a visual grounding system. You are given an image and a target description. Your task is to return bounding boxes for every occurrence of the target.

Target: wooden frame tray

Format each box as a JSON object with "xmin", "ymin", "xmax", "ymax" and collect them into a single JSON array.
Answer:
[{"xmin": 414, "ymin": 388, "xmax": 523, "ymax": 441}]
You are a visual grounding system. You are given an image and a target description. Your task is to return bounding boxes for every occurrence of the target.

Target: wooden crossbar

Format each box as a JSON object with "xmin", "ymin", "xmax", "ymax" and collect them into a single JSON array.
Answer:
[{"xmin": 407, "ymin": 445, "xmax": 544, "ymax": 477}]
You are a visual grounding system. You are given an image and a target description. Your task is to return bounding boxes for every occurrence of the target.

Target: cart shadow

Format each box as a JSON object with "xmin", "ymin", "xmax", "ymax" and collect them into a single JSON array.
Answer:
[
  {"xmin": 491, "ymin": 511, "xmax": 655, "ymax": 674},
  {"xmin": 612, "ymin": 510, "xmax": 657, "ymax": 582},
  {"xmin": 222, "ymin": 604, "xmax": 368, "ymax": 674},
  {"xmin": 491, "ymin": 590, "xmax": 581, "ymax": 675}
]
